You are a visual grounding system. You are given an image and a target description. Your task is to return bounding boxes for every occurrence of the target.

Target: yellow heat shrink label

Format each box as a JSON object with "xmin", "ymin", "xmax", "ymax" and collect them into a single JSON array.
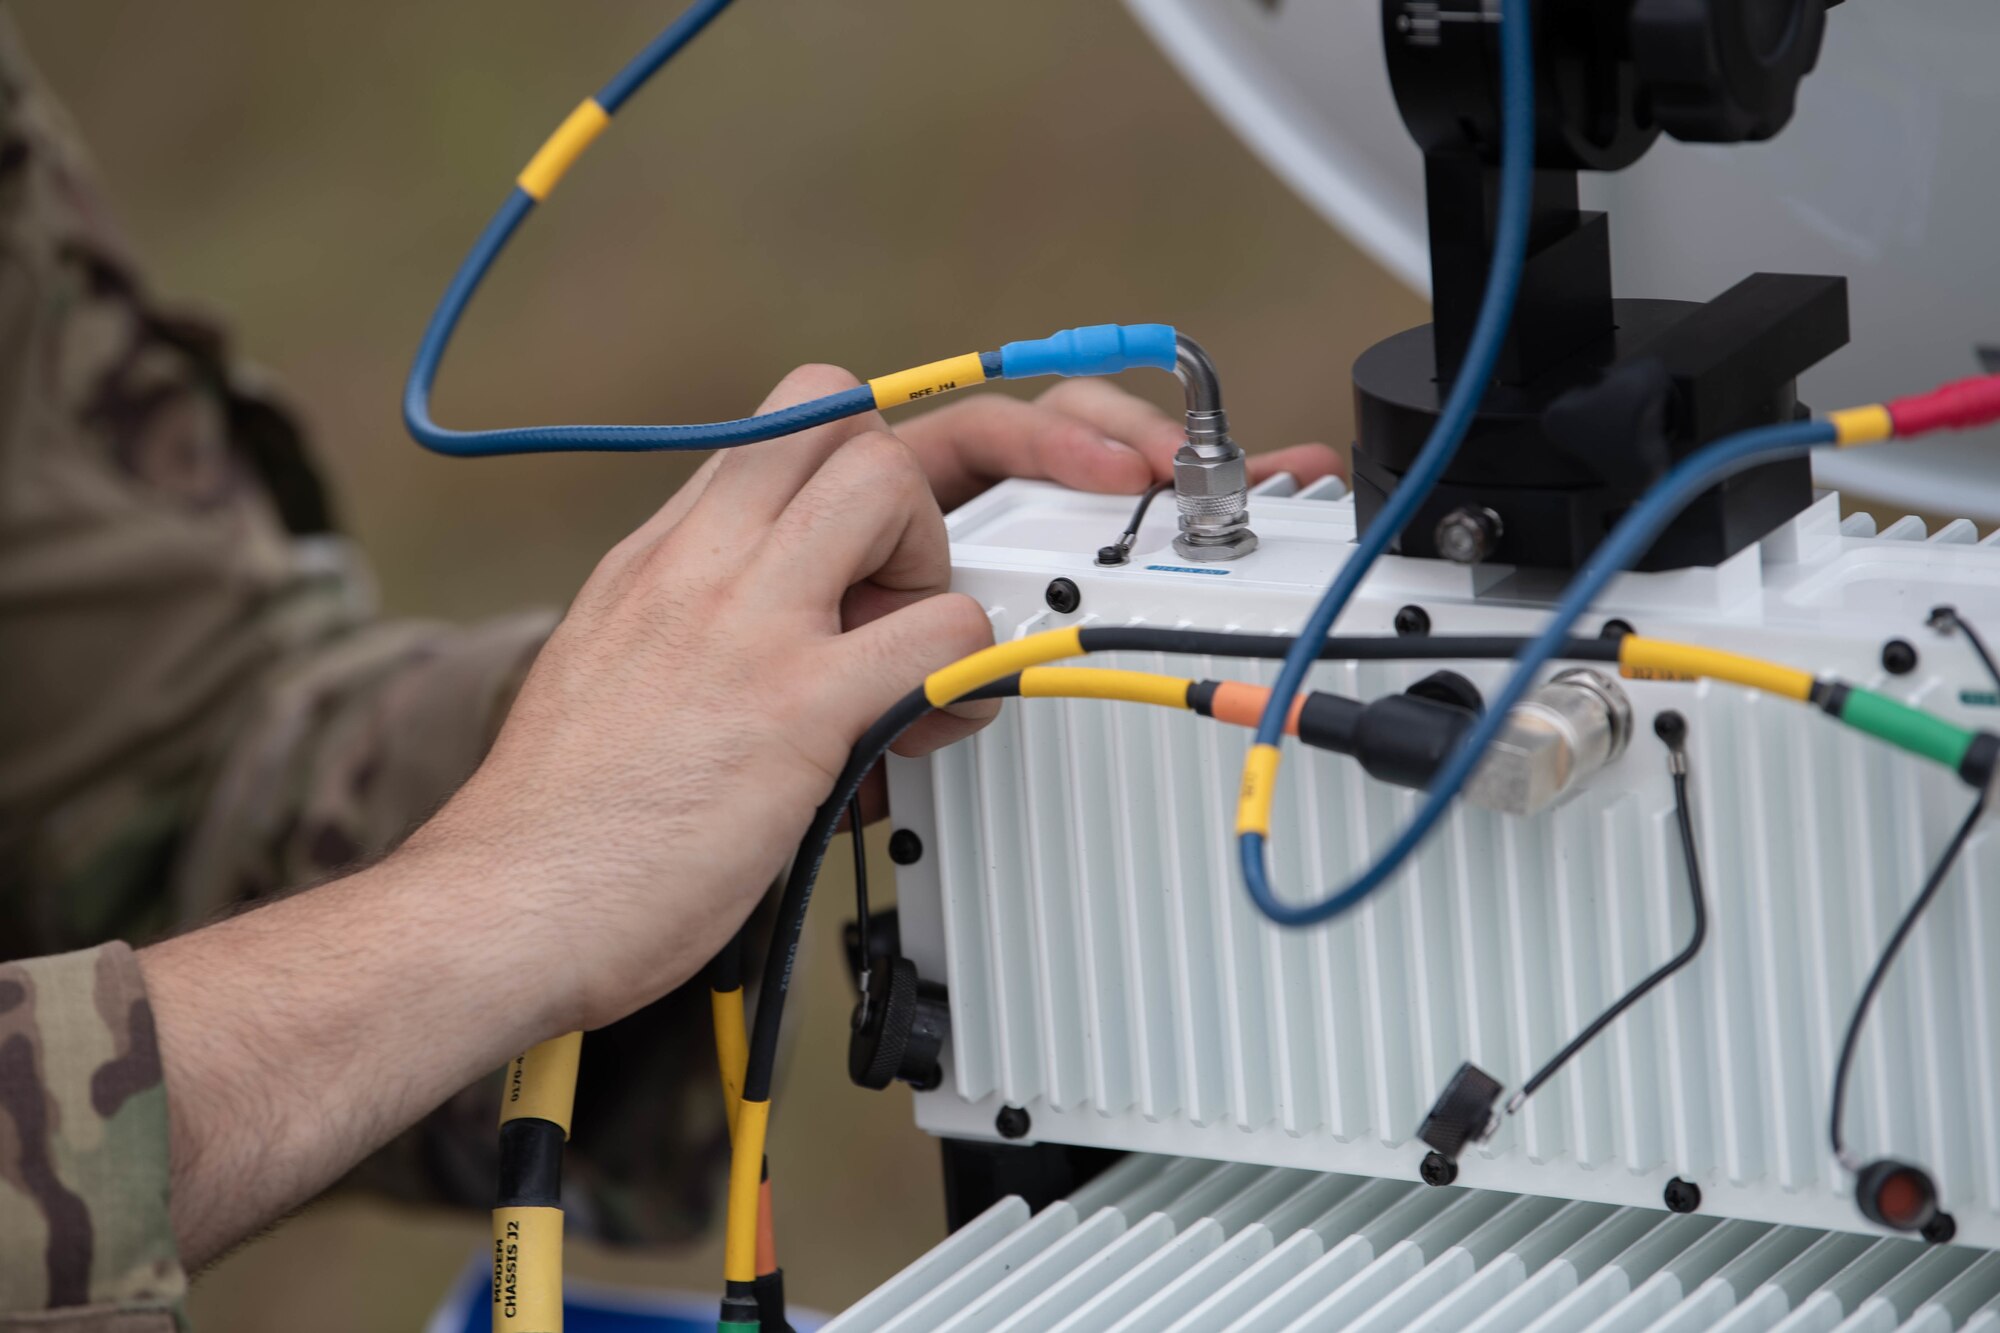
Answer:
[
  {"xmin": 924, "ymin": 626, "xmax": 1084, "ymax": 707},
  {"xmin": 1619, "ymin": 636, "xmax": 1815, "ymax": 702},
  {"xmin": 869, "ymin": 353, "xmax": 987, "ymax": 410},
  {"xmin": 1237, "ymin": 743, "xmax": 1282, "ymax": 836},
  {"xmin": 1827, "ymin": 404, "xmax": 1894, "ymax": 448},
  {"xmin": 1020, "ymin": 667, "xmax": 1191, "ymax": 711},
  {"xmin": 501, "ymin": 1031, "xmax": 583, "ymax": 1134},
  {"xmin": 517, "ymin": 99, "xmax": 611, "ymax": 201},
  {"xmin": 493, "ymin": 1205, "xmax": 564, "ymax": 1333}
]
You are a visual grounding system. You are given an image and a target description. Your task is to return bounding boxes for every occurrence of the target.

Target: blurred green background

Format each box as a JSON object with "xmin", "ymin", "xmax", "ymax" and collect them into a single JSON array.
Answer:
[{"xmin": 15, "ymin": 2, "xmax": 1421, "ymax": 1328}]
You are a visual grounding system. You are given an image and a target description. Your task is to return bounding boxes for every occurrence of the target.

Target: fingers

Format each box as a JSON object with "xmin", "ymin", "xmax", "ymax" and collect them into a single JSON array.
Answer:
[
  {"xmin": 824, "ymin": 591, "xmax": 997, "ymax": 746},
  {"xmin": 754, "ymin": 430, "xmax": 952, "ymax": 616},
  {"xmin": 692, "ymin": 364, "xmax": 888, "ymax": 527},
  {"xmin": 1248, "ymin": 442, "xmax": 1347, "ymax": 487},
  {"xmin": 896, "ymin": 394, "xmax": 1156, "ymax": 512},
  {"xmin": 1034, "ymin": 378, "xmax": 1186, "ymax": 481}
]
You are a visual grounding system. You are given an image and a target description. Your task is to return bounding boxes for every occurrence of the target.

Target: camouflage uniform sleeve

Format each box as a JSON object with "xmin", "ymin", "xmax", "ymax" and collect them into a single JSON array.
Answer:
[
  {"xmin": 0, "ymin": 943, "xmax": 186, "ymax": 1331},
  {"xmin": 0, "ymin": 16, "xmax": 730, "ymax": 1247}
]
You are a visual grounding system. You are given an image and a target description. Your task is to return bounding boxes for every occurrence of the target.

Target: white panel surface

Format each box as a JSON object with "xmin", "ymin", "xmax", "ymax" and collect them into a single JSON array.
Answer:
[{"xmin": 826, "ymin": 1157, "xmax": 2000, "ymax": 1333}]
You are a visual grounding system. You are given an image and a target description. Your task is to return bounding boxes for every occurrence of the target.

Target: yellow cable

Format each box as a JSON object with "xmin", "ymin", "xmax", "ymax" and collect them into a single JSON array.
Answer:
[
  {"xmin": 495, "ymin": 1032, "xmax": 581, "ymax": 1333},
  {"xmin": 1619, "ymin": 636, "xmax": 1816, "ymax": 701},
  {"xmin": 516, "ymin": 99, "xmax": 612, "ymax": 202},
  {"xmin": 924, "ymin": 626, "xmax": 1084, "ymax": 707},
  {"xmin": 724, "ymin": 1099, "xmax": 771, "ymax": 1284},
  {"xmin": 711, "ymin": 989, "xmax": 748, "ymax": 1137},
  {"xmin": 869, "ymin": 352, "xmax": 988, "ymax": 410},
  {"xmin": 1018, "ymin": 666, "xmax": 1190, "ymax": 710}
]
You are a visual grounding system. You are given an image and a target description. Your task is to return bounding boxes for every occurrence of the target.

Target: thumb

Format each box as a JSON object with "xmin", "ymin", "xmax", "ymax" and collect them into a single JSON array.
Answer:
[{"xmin": 824, "ymin": 591, "xmax": 1001, "ymax": 755}]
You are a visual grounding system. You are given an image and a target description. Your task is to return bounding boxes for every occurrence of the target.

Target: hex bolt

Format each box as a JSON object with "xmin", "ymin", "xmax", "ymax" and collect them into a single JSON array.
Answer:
[
  {"xmin": 1419, "ymin": 1151, "xmax": 1459, "ymax": 1188},
  {"xmin": 995, "ymin": 1105, "xmax": 1032, "ymax": 1140},
  {"xmin": 1045, "ymin": 578, "xmax": 1082, "ymax": 615},
  {"xmin": 887, "ymin": 830, "xmax": 924, "ymax": 866},
  {"xmin": 1663, "ymin": 1177, "xmax": 1702, "ymax": 1214},
  {"xmin": 1435, "ymin": 505, "xmax": 1504, "ymax": 565},
  {"xmin": 1882, "ymin": 639, "xmax": 1918, "ymax": 675},
  {"xmin": 1395, "ymin": 605, "xmax": 1432, "ymax": 638}
]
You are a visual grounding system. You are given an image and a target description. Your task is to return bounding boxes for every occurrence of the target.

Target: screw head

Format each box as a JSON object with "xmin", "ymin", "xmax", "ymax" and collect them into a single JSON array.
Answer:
[
  {"xmin": 1394, "ymin": 604, "xmax": 1432, "ymax": 638},
  {"xmin": 1923, "ymin": 1212, "xmax": 1959, "ymax": 1245},
  {"xmin": 887, "ymin": 829, "xmax": 924, "ymax": 865},
  {"xmin": 1663, "ymin": 1177, "xmax": 1702, "ymax": 1214},
  {"xmin": 1045, "ymin": 578, "xmax": 1082, "ymax": 615},
  {"xmin": 1600, "ymin": 618, "xmax": 1637, "ymax": 640},
  {"xmin": 1882, "ymin": 639, "xmax": 1918, "ymax": 675},
  {"xmin": 995, "ymin": 1105, "xmax": 1031, "ymax": 1140},
  {"xmin": 1419, "ymin": 1151, "xmax": 1459, "ymax": 1188},
  {"xmin": 1434, "ymin": 505, "xmax": 1504, "ymax": 565}
]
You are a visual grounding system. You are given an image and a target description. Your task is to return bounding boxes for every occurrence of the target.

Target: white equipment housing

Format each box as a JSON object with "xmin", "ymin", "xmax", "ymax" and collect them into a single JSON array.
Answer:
[{"xmin": 881, "ymin": 479, "xmax": 2000, "ymax": 1257}]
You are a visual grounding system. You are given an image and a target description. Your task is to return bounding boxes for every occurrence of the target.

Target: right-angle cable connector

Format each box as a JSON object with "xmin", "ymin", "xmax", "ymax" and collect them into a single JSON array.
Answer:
[
  {"xmin": 1464, "ymin": 668, "xmax": 1634, "ymax": 816},
  {"xmin": 1170, "ymin": 335, "xmax": 1257, "ymax": 562}
]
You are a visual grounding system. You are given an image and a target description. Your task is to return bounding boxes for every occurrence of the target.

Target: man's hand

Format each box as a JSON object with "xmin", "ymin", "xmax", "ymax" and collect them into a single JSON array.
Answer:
[
  {"xmin": 899, "ymin": 378, "xmax": 1344, "ymax": 512},
  {"xmin": 139, "ymin": 366, "xmax": 983, "ymax": 1263}
]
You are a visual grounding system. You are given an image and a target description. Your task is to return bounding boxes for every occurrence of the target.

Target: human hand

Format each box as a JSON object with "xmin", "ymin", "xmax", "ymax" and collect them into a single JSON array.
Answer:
[
  {"xmin": 411, "ymin": 365, "xmax": 999, "ymax": 1034},
  {"xmin": 897, "ymin": 377, "xmax": 1345, "ymax": 512}
]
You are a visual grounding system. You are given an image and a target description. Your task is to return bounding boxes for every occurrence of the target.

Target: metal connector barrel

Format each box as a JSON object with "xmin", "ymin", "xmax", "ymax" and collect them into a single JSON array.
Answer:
[{"xmin": 1171, "ymin": 335, "xmax": 1257, "ymax": 561}]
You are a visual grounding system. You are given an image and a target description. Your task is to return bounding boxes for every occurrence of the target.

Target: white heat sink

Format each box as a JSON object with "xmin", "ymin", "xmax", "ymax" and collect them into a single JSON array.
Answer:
[
  {"xmin": 889, "ymin": 480, "xmax": 2000, "ymax": 1245},
  {"xmin": 824, "ymin": 1154, "xmax": 2000, "ymax": 1333}
]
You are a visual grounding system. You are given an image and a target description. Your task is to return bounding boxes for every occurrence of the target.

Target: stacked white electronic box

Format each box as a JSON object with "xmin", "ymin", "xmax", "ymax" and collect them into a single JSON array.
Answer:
[{"xmin": 856, "ymin": 478, "xmax": 2000, "ymax": 1328}]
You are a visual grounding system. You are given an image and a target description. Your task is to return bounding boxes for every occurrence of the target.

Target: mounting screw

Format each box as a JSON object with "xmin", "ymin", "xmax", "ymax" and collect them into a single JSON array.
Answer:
[
  {"xmin": 1394, "ymin": 604, "xmax": 1432, "ymax": 638},
  {"xmin": 1663, "ymin": 1177, "xmax": 1702, "ymax": 1214},
  {"xmin": 1601, "ymin": 618, "xmax": 1637, "ymax": 640},
  {"xmin": 1923, "ymin": 1212, "xmax": 1959, "ymax": 1245},
  {"xmin": 1045, "ymin": 578, "xmax": 1082, "ymax": 614},
  {"xmin": 995, "ymin": 1105, "xmax": 1031, "ymax": 1140},
  {"xmin": 1419, "ymin": 1151, "xmax": 1458, "ymax": 1187},
  {"xmin": 1882, "ymin": 639, "xmax": 1918, "ymax": 675},
  {"xmin": 887, "ymin": 829, "xmax": 924, "ymax": 866},
  {"xmin": 1434, "ymin": 505, "xmax": 1504, "ymax": 565}
]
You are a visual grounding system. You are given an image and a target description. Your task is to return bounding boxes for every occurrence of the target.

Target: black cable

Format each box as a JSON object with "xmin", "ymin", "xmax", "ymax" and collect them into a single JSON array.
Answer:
[
  {"xmin": 1078, "ymin": 627, "xmax": 1622, "ymax": 664},
  {"xmin": 1930, "ymin": 605, "xmax": 2000, "ymax": 695},
  {"xmin": 741, "ymin": 632, "xmax": 1625, "ymax": 1103},
  {"xmin": 1508, "ymin": 711, "xmax": 1708, "ymax": 1112},
  {"xmin": 1829, "ymin": 793, "xmax": 1986, "ymax": 1167},
  {"xmin": 848, "ymin": 789, "xmax": 872, "ymax": 1002},
  {"xmin": 1096, "ymin": 482, "xmax": 1171, "ymax": 566}
]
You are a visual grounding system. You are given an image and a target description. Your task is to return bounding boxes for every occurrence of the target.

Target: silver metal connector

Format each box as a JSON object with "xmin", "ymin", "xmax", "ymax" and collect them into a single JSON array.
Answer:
[
  {"xmin": 1171, "ymin": 335, "xmax": 1257, "ymax": 562},
  {"xmin": 1465, "ymin": 668, "xmax": 1635, "ymax": 816}
]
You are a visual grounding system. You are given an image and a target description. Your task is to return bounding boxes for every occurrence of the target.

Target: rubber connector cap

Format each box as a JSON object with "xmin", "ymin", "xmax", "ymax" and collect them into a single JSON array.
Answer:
[
  {"xmin": 1000, "ymin": 324, "xmax": 1177, "ymax": 379},
  {"xmin": 1854, "ymin": 1158, "xmax": 1941, "ymax": 1234},
  {"xmin": 1417, "ymin": 1061, "xmax": 1503, "ymax": 1162}
]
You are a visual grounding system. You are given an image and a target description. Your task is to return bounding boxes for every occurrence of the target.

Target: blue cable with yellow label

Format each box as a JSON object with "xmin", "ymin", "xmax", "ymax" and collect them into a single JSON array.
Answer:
[{"xmin": 400, "ymin": 0, "xmax": 1176, "ymax": 458}]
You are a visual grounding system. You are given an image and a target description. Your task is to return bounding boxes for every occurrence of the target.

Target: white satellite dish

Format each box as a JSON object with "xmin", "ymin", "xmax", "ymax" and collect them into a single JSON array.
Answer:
[{"xmin": 1126, "ymin": 0, "xmax": 2000, "ymax": 518}]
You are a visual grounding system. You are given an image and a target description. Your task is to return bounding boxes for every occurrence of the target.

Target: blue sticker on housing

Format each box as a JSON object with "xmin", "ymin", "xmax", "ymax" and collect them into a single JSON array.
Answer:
[{"xmin": 1145, "ymin": 564, "xmax": 1232, "ymax": 576}]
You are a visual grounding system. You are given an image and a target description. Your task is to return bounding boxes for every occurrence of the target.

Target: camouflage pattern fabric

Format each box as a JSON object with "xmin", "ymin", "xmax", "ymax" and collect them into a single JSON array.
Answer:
[
  {"xmin": 0, "ymin": 10, "xmax": 736, "ymax": 1321},
  {"xmin": 0, "ymin": 944, "xmax": 181, "ymax": 1331}
]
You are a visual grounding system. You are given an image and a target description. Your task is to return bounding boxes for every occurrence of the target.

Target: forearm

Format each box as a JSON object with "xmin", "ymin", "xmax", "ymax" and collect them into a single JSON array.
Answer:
[{"xmin": 138, "ymin": 839, "xmax": 571, "ymax": 1267}]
